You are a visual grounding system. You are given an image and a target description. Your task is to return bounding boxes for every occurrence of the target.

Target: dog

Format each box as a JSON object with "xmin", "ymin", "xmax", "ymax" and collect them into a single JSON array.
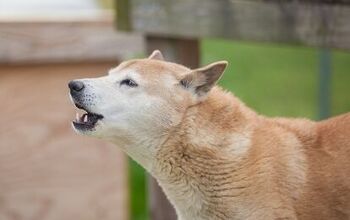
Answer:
[{"xmin": 69, "ymin": 50, "xmax": 350, "ymax": 220}]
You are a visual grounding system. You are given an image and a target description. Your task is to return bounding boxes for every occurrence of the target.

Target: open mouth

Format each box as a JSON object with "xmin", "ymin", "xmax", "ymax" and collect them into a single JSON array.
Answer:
[{"xmin": 72, "ymin": 103, "xmax": 103, "ymax": 131}]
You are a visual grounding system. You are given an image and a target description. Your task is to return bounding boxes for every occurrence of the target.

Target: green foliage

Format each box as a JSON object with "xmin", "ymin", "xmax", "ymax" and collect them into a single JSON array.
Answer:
[
  {"xmin": 96, "ymin": 0, "xmax": 114, "ymax": 9},
  {"xmin": 129, "ymin": 159, "xmax": 149, "ymax": 220},
  {"xmin": 332, "ymin": 51, "xmax": 350, "ymax": 116}
]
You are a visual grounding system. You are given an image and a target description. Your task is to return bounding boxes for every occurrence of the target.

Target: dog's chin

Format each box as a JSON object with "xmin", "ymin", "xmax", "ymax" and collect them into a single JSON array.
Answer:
[
  {"xmin": 71, "ymin": 112, "xmax": 104, "ymax": 136},
  {"xmin": 71, "ymin": 101, "xmax": 104, "ymax": 135},
  {"xmin": 71, "ymin": 121, "xmax": 101, "ymax": 136}
]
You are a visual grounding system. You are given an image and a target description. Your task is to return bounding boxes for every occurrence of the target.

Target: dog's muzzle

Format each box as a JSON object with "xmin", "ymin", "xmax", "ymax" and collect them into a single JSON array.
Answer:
[{"xmin": 68, "ymin": 80, "xmax": 103, "ymax": 131}]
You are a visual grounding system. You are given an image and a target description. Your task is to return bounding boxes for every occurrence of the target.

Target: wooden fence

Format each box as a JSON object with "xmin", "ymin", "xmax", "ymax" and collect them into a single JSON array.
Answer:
[
  {"xmin": 0, "ymin": 13, "xmax": 143, "ymax": 220},
  {"xmin": 116, "ymin": 0, "xmax": 350, "ymax": 219}
]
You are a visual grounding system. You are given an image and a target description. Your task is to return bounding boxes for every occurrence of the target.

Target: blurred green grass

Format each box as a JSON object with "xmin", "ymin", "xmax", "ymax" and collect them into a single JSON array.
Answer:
[
  {"xmin": 202, "ymin": 39, "xmax": 350, "ymax": 119},
  {"xmin": 130, "ymin": 39, "xmax": 350, "ymax": 220},
  {"xmin": 129, "ymin": 160, "xmax": 148, "ymax": 220}
]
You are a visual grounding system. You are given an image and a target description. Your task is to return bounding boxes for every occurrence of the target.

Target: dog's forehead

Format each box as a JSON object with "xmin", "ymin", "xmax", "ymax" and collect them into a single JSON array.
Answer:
[{"xmin": 110, "ymin": 59, "xmax": 190, "ymax": 79}]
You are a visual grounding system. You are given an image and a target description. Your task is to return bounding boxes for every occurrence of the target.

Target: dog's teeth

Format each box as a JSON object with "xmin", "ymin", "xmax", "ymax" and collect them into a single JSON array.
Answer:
[
  {"xmin": 83, "ymin": 114, "xmax": 88, "ymax": 123},
  {"xmin": 76, "ymin": 113, "xmax": 80, "ymax": 121}
]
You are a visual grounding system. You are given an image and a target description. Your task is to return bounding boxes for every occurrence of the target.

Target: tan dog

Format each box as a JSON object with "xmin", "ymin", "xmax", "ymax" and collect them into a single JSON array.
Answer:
[{"xmin": 68, "ymin": 50, "xmax": 350, "ymax": 220}]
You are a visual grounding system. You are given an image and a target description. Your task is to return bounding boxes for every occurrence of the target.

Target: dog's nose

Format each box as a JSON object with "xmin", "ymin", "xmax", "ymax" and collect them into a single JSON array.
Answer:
[{"xmin": 68, "ymin": 81, "xmax": 85, "ymax": 92}]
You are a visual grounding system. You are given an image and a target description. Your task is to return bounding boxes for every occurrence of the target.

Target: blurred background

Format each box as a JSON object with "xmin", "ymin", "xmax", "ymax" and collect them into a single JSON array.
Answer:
[{"xmin": 0, "ymin": 0, "xmax": 349, "ymax": 220}]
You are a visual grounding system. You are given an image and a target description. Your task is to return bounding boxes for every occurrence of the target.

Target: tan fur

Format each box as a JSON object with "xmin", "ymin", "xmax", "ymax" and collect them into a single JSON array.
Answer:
[
  {"xmin": 73, "ymin": 56, "xmax": 350, "ymax": 220},
  {"xmin": 153, "ymin": 88, "xmax": 350, "ymax": 219},
  {"xmin": 131, "ymin": 60, "xmax": 349, "ymax": 219}
]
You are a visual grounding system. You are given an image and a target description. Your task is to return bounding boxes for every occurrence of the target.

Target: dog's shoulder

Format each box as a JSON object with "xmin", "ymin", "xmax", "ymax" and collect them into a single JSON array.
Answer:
[
  {"xmin": 318, "ymin": 112, "xmax": 350, "ymax": 135},
  {"xmin": 262, "ymin": 116, "xmax": 317, "ymax": 148},
  {"xmin": 316, "ymin": 113, "xmax": 350, "ymax": 153}
]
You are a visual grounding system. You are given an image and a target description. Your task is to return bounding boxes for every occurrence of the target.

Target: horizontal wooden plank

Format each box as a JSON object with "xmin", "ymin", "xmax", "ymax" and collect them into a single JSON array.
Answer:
[
  {"xmin": 120, "ymin": 0, "xmax": 350, "ymax": 50},
  {"xmin": 257, "ymin": 0, "xmax": 350, "ymax": 4},
  {"xmin": 0, "ymin": 10, "xmax": 114, "ymax": 22},
  {"xmin": 0, "ymin": 15, "xmax": 144, "ymax": 64}
]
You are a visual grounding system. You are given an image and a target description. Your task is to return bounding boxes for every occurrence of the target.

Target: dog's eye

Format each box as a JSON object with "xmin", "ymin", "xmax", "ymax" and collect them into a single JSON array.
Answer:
[{"xmin": 120, "ymin": 79, "xmax": 138, "ymax": 87}]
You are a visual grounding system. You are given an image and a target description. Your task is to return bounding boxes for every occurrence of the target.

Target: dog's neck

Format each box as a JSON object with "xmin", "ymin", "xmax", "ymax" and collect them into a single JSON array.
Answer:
[
  {"xmin": 109, "ymin": 117, "xmax": 172, "ymax": 172},
  {"xmin": 151, "ymin": 87, "xmax": 259, "ymax": 219},
  {"xmin": 110, "ymin": 129, "xmax": 169, "ymax": 172}
]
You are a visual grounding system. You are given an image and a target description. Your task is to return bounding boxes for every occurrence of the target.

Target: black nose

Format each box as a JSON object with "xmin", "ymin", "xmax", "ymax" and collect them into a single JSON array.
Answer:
[{"xmin": 68, "ymin": 81, "xmax": 85, "ymax": 92}]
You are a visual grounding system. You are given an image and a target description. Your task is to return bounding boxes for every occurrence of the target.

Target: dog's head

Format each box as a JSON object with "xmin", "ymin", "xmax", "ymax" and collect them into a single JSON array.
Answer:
[{"xmin": 69, "ymin": 50, "xmax": 227, "ymax": 167}]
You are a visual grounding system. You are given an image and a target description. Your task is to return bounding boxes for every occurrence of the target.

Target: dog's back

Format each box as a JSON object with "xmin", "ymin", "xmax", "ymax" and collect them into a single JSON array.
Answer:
[
  {"xmin": 270, "ymin": 114, "xmax": 350, "ymax": 219},
  {"xmin": 296, "ymin": 114, "xmax": 350, "ymax": 219},
  {"xmin": 273, "ymin": 114, "xmax": 349, "ymax": 219}
]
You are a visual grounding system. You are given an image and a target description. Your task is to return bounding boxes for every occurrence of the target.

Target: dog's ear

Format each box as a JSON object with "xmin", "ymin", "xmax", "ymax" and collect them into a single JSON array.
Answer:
[
  {"xmin": 180, "ymin": 61, "xmax": 227, "ymax": 97},
  {"xmin": 148, "ymin": 50, "xmax": 164, "ymax": 61}
]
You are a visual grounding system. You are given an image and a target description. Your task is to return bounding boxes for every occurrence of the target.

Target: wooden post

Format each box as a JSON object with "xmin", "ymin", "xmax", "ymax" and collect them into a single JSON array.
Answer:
[
  {"xmin": 146, "ymin": 35, "xmax": 200, "ymax": 220},
  {"xmin": 122, "ymin": 0, "xmax": 350, "ymax": 50},
  {"xmin": 318, "ymin": 48, "xmax": 332, "ymax": 119},
  {"xmin": 146, "ymin": 36, "xmax": 200, "ymax": 68}
]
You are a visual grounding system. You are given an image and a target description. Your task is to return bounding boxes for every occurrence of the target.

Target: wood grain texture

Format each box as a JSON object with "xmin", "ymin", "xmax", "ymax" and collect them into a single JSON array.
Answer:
[
  {"xmin": 0, "ymin": 17, "xmax": 144, "ymax": 64},
  {"xmin": 120, "ymin": 0, "xmax": 350, "ymax": 49},
  {"xmin": 0, "ymin": 62, "xmax": 128, "ymax": 220}
]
